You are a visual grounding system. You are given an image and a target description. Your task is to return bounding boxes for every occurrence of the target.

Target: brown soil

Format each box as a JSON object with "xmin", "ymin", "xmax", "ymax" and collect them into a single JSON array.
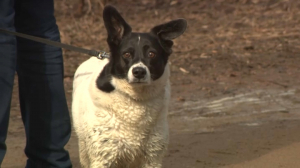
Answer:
[{"xmin": 3, "ymin": 0, "xmax": 300, "ymax": 167}]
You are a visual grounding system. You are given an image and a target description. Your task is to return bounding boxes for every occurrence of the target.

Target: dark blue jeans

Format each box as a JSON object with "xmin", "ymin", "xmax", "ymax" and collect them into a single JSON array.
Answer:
[{"xmin": 0, "ymin": 0, "xmax": 72, "ymax": 167}]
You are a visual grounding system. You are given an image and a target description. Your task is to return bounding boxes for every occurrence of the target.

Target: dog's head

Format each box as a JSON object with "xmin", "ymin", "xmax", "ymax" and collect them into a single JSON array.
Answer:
[{"xmin": 97, "ymin": 6, "xmax": 187, "ymax": 93}]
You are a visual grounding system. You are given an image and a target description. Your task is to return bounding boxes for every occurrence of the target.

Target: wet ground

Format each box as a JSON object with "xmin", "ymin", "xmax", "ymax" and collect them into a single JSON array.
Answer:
[{"xmin": 3, "ymin": 0, "xmax": 300, "ymax": 167}]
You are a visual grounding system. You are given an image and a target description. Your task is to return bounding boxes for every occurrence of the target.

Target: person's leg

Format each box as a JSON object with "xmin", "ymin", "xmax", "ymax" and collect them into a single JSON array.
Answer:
[
  {"xmin": 14, "ymin": 0, "xmax": 72, "ymax": 167},
  {"xmin": 0, "ymin": 0, "xmax": 16, "ymax": 165}
]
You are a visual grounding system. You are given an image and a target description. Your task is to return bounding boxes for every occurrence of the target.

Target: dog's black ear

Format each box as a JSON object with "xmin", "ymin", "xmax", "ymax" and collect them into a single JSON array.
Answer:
[
  {"xmin": 151, "ymin": 19, "xmax": 187, "ymax": 41},
  {"xmin": 103, "ymin": 6, "xmax": 132, "ymax": 45}
]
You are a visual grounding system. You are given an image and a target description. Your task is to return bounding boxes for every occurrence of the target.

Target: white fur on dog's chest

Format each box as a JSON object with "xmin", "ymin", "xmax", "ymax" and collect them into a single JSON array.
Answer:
[
  {"xmin": 109, "ymin": 93, "xmax": 165, "ymax": 126},
  {"xmin": 90, "ymin": 91, "xmax": 165, "ymax": 139}
]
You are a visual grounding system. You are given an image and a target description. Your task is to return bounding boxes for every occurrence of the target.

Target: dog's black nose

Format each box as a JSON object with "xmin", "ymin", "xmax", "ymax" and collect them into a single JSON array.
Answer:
[{"xmin": 132, "ymin": 67, "xmax": 146, "ymax": 79}]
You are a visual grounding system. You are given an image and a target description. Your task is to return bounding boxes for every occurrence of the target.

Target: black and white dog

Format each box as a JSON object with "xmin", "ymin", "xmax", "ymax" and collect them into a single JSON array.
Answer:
[{"xmin": 72, "ymin": 5, "xmax": 187, "ymax": 168}]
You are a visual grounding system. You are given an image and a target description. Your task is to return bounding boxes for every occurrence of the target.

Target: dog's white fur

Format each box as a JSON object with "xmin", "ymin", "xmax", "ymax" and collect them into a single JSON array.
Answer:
[{"xmin": 72, "ymin": 57, "xmax": 170, "ymax": 168}]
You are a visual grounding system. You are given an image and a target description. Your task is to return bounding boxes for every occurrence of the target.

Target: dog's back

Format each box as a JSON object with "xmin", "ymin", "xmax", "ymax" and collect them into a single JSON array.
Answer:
[{"xmin": 72, "ymin": 57, "xmax": 108, "ymax": 132}]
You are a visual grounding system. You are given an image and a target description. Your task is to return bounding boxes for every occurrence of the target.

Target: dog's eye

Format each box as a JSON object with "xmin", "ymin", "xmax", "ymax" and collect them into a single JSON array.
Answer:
[
  {"xmin": 148, "ymin": 52, "xmax": 156, "ymax": 58},
  {"xmin": 123, "ymin": 52, "xmax": 131, "ymax": 59}
]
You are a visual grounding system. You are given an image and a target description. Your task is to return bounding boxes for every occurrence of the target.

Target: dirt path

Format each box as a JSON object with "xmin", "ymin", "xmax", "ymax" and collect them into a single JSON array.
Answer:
[{"xmin": 2, "ymin": 0, "xmax": 300, "ymax": 167}]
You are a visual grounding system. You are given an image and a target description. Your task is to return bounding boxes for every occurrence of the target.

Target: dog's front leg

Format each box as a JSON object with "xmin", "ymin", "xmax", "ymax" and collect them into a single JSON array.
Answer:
[
  {"xmin": 78, "ymin": 139, "xmax": 90, "ymax": 168},
  {"xmin": 87, "ymin": 147, "xmax": 114, "ymax": 168},
  {"xmin": 143, "ymin": 161, "xmax": 163, "ymax": 168},
  {"xmin": 142, "ymin": 140, "xmax": 167, "ymax": 168},
  {"xmin": 86, "ymin": 138, "xmax": 119, "ymax": 168},
  {"xmin": 143, "ymin": 122, "xmax": 169, "ymax": 168},
  {"xmin": 88, "ymin": 151, "xmax": 117, "ymax": 168}
]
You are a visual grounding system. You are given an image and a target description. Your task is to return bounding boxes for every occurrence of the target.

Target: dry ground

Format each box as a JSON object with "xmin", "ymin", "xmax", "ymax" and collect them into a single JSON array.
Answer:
[{"xmin": 3, "ymin": 0, "xmax": 300, "ymax": 167}]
